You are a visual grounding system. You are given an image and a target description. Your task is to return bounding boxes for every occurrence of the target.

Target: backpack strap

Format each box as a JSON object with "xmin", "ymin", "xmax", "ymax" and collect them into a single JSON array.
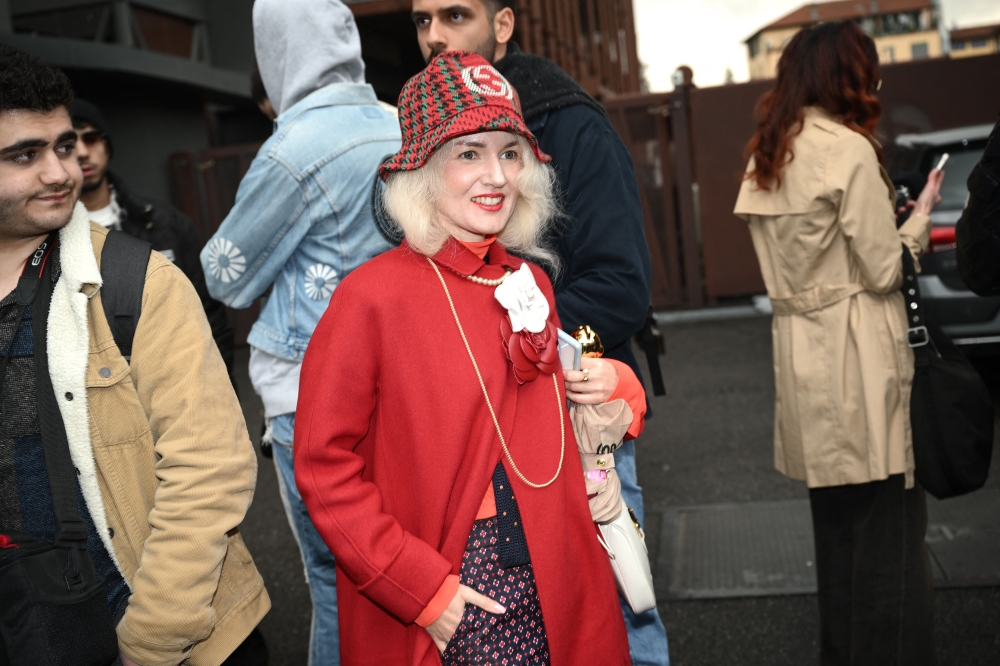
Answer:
[{"xmin": 100, "ymin": 231, "xmax": 151, "ymax": 363}]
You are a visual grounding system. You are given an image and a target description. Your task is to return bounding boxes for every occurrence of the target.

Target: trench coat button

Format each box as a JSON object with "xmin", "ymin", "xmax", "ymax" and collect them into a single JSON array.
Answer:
[
  {"xmin": 65, "ymin": 392, "xmax": 73, "ymax": 401},
  {"xmin": 597, "ymin": 458, "xmax": 606, "ymax": 467},
  {"xmin": 108, "ymin": 527, "xmax": 115, "ymax": 538},
  {"xmin": 99, "ymin": 367, "xmax": 111, "ymax": 378}
]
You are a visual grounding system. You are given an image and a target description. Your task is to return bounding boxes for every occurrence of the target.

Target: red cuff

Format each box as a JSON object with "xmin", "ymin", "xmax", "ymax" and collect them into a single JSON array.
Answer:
[
  {"xmin": 415, "ymin": 574, "xmax": 460, "ymax": 628},
  {"xmin": 606, "ymin": 359, "xmax": 647, "ymax": 439}
]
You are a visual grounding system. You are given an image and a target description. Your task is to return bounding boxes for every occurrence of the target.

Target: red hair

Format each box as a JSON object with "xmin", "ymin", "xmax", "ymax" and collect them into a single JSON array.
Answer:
[{"xmin": 745, "ymin": 21, "xmax": 882, "ymax": 191}]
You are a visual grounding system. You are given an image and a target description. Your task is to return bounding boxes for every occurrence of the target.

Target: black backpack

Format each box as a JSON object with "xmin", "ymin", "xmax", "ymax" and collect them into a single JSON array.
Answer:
[{"xmin": 99, "ymin": 230, "xmax": 152, "ymax": 362}]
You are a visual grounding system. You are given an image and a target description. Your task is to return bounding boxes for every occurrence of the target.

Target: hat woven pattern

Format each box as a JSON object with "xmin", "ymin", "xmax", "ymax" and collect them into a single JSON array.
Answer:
[{"xmin": 380, "ymin": 51, "xmax": 548, "ymax": 179}]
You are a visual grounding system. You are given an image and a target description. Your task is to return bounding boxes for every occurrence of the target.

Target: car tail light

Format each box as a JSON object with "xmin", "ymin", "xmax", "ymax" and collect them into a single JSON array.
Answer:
[{"xmin": 928, "ymin": 225, "xmax": 956, "ymax": 254}]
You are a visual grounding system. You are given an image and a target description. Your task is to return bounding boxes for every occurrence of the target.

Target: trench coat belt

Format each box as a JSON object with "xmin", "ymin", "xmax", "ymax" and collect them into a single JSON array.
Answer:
[{"xmin": 769, "ymin": 283, "xmax": 867, "ymax": 316}]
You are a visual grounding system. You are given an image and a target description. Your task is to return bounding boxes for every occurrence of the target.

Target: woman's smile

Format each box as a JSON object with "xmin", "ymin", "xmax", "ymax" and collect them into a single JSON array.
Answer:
[{"xmin": 471, "ymin": 194, "xmax": 505, "ymax": 212}]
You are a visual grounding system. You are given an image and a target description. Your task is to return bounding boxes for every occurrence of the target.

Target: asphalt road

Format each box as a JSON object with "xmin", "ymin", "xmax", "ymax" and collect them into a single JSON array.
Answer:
[{"xmin": 233, "ymin": 316, "xmax": 1000, "ymax": 666}]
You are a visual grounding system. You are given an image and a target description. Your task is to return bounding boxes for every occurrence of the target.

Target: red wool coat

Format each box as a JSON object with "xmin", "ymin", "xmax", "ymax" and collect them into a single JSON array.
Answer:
[{"xmin": 295, "ymin": 239, "xmax": 631, "ymax": 665}]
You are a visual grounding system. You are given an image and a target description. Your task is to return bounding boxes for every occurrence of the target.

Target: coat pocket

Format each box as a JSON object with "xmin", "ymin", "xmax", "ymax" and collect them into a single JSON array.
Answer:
[{"xmin": 86, "ymin": 348, "xmax": 150, "ymax": 446}]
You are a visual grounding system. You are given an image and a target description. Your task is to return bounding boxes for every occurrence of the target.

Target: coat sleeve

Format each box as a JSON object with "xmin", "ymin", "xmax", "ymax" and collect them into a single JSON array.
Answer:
[
  {"xmin": 827, "ymin": 133, "xmax": 930, "ymax": 294},
  {"xmin": 116, "ymin": 258, "xmax": 256, "ymax": 665},
  {"xmin": 294, "ymin": 277, "xmax": 453, "ymax": 623},
  {"xmin": 956, "ymin": 120, "xmax": 1000, "ymax": 297},
  {"xmin": 200, "ymin": 153, "xmax": 313, "ymax": 309},
  {"xmin": 540, "ymin": 106, "xmax": 652, "ymax": 350}
]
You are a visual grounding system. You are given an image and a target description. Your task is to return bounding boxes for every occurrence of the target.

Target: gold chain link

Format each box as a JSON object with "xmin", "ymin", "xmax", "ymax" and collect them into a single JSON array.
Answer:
[{"xmin": 428, "ymin": 258, "xmax": 565, "ymax": 489}]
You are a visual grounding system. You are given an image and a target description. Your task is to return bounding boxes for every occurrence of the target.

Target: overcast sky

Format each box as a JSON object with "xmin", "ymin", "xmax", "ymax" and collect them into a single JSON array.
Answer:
[{"xmin": 634, "ymin": 0, "xmax": 1000, "ymax": 91}]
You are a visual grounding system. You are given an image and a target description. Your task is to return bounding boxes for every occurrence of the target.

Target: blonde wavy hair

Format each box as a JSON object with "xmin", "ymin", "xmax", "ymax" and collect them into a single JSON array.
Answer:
[{"xmin": 382, "ymin": 133, "xmax": 560, "ymax": 271}]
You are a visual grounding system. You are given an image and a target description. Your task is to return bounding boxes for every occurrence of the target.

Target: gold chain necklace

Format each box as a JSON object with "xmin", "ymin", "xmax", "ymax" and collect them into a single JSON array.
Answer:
[
  {"xmin": 428, "ymin": 258, "xmax": 564, "ymax": 489},
  {"xmin": 463, "ymin": 269, "xmax": 512, "ymax": 286}
]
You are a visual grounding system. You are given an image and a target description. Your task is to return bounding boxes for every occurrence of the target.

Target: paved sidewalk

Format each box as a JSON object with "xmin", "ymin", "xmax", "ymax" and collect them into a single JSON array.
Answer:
[{"xmin": 233, "ymin": 316, "xmax": 1000, "ymax": 665}]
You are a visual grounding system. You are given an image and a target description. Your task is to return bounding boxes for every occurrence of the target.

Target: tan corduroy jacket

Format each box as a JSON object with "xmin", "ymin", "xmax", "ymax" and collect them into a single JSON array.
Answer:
[
  {"xmin": 48, "ymin": 204, "xmax": 269, "ymax": 665},
  {"xmin": 734, "ymin": 107, "xmax": 932, "ymax": 489}
]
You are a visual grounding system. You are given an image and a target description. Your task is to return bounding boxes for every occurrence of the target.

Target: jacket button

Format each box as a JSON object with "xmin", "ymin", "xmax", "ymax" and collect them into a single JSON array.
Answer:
[
  {"xmin": 65, "ymin": 392, "xmax": 73, "ymax": 401},
  {"xmin": 99, "ymin": 367, "xmax": 111, "ymax": 378},
  {"xmin": 108, "ymin": 527, "xmax": 115, "ymax": 538}
]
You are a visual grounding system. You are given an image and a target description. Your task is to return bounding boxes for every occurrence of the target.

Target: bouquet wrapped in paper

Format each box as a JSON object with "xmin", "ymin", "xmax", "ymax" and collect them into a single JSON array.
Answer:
[{"xmin": 571, "ymin": 399, "xmax": 633, "ymax": 523}]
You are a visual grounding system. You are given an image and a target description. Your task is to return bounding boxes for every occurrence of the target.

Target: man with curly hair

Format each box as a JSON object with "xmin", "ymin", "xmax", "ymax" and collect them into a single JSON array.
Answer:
[{"xmin": 0, "ymin": 44, "xmax": 268, "ymax": 665}]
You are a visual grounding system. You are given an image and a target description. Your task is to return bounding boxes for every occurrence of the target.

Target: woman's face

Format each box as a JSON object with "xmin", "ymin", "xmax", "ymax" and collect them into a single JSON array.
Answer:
[{"xmin": 435, "ymin": 131, "xmax": 523, "ymax": 242}]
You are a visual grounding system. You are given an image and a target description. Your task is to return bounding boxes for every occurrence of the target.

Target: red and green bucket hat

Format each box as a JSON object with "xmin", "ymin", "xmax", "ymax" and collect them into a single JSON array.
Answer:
[{"xmin": 379, "ymin": 50, "xmax": 550, "ymax": 180}]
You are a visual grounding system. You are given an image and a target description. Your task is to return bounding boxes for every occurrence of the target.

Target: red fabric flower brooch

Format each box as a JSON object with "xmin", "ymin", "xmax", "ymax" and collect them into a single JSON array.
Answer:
[{"xmin": 495, "ymin": 264, "xmax": 560, "ymax": 383}]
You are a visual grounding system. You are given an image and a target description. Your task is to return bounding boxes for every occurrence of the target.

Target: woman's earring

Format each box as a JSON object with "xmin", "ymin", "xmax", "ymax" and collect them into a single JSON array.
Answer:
[{"xmin": 876, "ymin": 79, "xmax": 883, "ymax": 92}]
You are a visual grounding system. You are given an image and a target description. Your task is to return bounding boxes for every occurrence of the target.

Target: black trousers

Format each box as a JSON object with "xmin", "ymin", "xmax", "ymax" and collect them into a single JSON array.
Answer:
[{"xmin": 809, "ymin": 474, "xmax": 934, "ymax": 666}]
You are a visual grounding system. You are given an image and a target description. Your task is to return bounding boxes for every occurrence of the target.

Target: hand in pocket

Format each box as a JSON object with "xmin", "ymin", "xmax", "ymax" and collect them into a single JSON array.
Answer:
[{"xmin": 426, "ymin": 584, "xmax": 505, "ymax": 653}]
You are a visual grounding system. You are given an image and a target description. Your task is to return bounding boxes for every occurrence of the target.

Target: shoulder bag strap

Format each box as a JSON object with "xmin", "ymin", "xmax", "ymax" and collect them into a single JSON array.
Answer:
[
  {"xmin": 900, "ymin": 244, "xmax": 933, "ymax": 354},
  {"xmin": 100, "ymin": 230, "xmax": 151, "ymax": 363},
  {"xmin": 31, "ymin": 239, "xmax": 89, "ymax": 546}
]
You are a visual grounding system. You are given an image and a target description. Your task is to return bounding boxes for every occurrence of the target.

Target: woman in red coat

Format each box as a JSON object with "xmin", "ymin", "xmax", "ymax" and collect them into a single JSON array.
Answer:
[{"xmin": 295, "ymin": 51, "xmax": 638, "ymax": 665}]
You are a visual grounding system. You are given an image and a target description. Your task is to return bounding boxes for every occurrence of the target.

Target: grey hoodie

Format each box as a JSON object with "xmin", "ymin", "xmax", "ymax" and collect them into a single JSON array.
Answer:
[{"xmin": 253, "ymin": 0, "xmax": 365, "ymax": 116}]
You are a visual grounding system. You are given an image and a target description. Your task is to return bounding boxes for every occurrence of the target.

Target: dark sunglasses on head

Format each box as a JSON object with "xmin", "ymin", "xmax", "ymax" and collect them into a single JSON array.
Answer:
[{"xmin": 77, "ymin": 130, "xmax": 105, "ymax": 146}]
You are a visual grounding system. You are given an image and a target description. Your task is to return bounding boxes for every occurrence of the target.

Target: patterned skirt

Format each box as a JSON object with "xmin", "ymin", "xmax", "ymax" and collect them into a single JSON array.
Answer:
[{"xmin": 441, "ymin": 517, "xmax": 551, "ymax": 665}]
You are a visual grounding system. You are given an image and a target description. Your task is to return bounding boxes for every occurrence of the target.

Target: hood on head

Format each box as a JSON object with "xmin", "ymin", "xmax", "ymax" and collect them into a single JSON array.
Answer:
[{"xmin": 253, "ymin": 0, "xmax": 365, "ymax": 116}]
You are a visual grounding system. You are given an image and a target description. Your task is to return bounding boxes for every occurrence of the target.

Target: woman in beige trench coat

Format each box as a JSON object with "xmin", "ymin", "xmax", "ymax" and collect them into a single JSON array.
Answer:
[{"xmin": 734, "ymin": 22, "xmax": 945, "ymax": 666}]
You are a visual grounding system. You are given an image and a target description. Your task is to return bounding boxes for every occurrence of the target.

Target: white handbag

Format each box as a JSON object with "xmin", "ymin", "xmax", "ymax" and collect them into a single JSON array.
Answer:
[{"xmin": 596, "ymin": 499, "xmax": 657, "ymax": 615}]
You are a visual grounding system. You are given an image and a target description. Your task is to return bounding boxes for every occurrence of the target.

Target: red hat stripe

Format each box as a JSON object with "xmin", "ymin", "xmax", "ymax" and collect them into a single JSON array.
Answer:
[{"xmin": 380, "ymin": 50, "xmax": 550, "ymax": 180}]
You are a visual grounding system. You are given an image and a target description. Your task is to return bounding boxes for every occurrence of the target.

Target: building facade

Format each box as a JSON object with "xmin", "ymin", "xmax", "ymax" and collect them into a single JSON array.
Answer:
[
  {"xmin": 745, "ymin": 0, "xmax": 942, "ymax": 80},
  {"xmin": 950, "ymin": 23, "xmax": 1000, "ymax": 59}
]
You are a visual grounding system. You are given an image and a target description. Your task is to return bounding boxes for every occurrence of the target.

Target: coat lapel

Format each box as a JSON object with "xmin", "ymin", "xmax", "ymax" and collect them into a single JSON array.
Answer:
[{"xmin": 47, "ymin": 203, "xmax": 127, "ymax": 582}]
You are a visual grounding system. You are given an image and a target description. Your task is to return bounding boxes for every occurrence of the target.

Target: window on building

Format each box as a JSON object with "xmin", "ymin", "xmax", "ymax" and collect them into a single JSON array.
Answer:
[
  {"xmin": 971, "ymin": 38, "xmax": 988, "ymax": 48},
  {"xmin": 951, "ymin": 40, "xmax": 966, "ymax": 50},
  {"xmin": 911, "ymin": 42, "xmax": 929, "ymax": 59},
  {"xmin": 748, "ymin": 36, "xmax": 759, "ymax": 58}
]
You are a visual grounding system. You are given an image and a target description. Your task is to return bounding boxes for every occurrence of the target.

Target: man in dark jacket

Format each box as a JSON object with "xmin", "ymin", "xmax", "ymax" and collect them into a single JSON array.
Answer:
[
  {"xmin": 69, "ymin": 99, "xmax": 235, "ymax": 376},
  {"xmin": 409, "ymin": 2, "xmax": 668, "ymax": 664},
  {"xmin": 956, "ymin": 119, "xmax": 1000, "ymax": 296}
]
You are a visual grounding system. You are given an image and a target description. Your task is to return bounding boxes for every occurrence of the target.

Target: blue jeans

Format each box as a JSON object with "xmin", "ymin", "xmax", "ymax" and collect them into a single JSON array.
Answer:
[
  {"xmin": 615, "ymin": 439, "xmax": 671, "ymax": 666},
  {"xmin": 271, "ymin": 414, "xmax": 340, "ymax": 666}
]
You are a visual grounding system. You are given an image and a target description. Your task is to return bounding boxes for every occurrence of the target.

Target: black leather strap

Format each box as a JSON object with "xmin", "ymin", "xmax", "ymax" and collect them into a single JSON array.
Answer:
[
  {"xmin": 900, "ymin": 244, "xmax": 931, "ymax": 351},
  {"xmin": 100, "ymin": 231, "xmax": 151, "ymax": 362},
  {"xmin": 32, "ymin": 243, "xmax": 89, "ymax": 546}
]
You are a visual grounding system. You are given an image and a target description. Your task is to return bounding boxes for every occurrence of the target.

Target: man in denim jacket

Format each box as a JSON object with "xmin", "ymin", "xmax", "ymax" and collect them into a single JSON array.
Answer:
[{"xmin": 200, "ymin": 0, "xmax": 398, "ymax": 662}]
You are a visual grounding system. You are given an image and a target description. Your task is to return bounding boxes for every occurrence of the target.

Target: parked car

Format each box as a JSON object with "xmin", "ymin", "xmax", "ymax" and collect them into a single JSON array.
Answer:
[{"xmin": 893, "ymin": 123, "xmax": 1000, "ymax": 349}]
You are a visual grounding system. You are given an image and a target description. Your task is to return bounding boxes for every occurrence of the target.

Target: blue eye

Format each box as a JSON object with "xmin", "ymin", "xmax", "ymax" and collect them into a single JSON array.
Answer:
[
  {"xmin": 459, "ymin": 151, "xmax": 476, "ymax": 159},
  {"xmin": 501, "ymin": 150, "xmax": 518, "ymax": 160}
]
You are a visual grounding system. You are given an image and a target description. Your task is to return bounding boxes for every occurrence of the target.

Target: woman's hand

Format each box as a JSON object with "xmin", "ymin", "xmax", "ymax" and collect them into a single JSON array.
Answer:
[
  {"xmin": 913, "ymin": 168, "xmax": 946, "ymax": 217},
  {"xmin": 426, "ymin": 584, "xmax": 505, "ymax": 653},
  {"xmin": 120, "ymin": 656, "xmax": 141, "ymax": 666},
  {"xmin": 564, "ymin": 357, "xmax": 620, "ymax": 404}
]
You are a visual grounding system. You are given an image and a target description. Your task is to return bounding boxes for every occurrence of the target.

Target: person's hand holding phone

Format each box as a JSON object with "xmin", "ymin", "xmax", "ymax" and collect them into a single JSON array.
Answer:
[{"xmin": 913, "ymin": 154, "xmax": 947, "ymax": 217}]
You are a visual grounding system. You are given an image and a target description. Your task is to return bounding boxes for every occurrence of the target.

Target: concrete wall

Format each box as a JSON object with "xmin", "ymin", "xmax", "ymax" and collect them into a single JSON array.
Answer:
[{"xmin": 206, "ymin": 0, "xmax": 256, "ymax": 72}]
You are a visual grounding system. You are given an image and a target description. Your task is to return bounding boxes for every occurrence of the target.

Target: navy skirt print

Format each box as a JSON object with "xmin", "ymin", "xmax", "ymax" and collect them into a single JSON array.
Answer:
[{"xmin": 441, "ymin": 516, "xmax": 551, "ymax": 665}]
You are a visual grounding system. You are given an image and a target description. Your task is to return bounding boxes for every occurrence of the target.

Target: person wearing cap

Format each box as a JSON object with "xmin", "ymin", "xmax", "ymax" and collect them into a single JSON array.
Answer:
[
  {"xmin": 200, "ymin": 1, "xmax": 399, "ymax": 663},
  {"xmin": 408, "ymin": 2, "xmax": 669, "ymax": 663},
  {"xmin": 295, "ymin": 51, "xmax": 638, "ymax": 665},
  {"xmin": 69, "ymin": 99, "xmax": 236, "ymax": 380}
]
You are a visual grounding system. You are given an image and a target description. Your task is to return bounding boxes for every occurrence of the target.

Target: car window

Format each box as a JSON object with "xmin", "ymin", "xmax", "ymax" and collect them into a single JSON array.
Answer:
[{"xmin": 924, "ymin": 148, "xmax": 984, "ymax": 210}]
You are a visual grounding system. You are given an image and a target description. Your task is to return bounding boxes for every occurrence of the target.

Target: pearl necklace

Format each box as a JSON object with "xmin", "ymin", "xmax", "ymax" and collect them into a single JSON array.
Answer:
[{"xmin": 464, "ymin": 269, "xmax": 511, "ymax": 287}]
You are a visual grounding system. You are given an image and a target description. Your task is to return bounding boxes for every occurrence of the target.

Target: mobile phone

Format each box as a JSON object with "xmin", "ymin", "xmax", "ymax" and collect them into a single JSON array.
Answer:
[
  {"xmin": 935, "ymin": 153, "xmax": 949, "ymax": 171},
  {"xmin": 557, "ymin": 329, "xmax": 582, "ymax": 371}
]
